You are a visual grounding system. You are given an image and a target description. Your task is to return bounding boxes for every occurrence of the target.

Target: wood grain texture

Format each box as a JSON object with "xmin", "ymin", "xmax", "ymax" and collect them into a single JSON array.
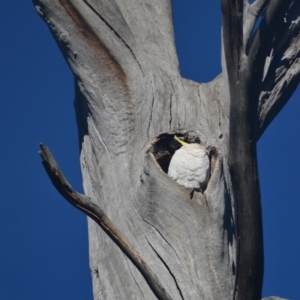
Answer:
[
  {"xmin": 39, "ymin": 143, "xmax": 173, "ymax": 300},
  {"xmin": 32, "ymin": 0, "xmax": 300, "ymax": 299}
]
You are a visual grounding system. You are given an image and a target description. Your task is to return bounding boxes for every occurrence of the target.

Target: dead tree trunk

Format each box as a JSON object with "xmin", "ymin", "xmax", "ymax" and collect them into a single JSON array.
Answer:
[{"xmin": 33, "ymin": 0, "xmax": 300, "ymax": 299}]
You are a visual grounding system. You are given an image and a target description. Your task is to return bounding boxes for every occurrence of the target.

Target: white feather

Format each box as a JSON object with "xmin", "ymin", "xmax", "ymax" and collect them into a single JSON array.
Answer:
[{"xmin": 168, "ymin": 144, "xmax": 210, "ymax": 192}]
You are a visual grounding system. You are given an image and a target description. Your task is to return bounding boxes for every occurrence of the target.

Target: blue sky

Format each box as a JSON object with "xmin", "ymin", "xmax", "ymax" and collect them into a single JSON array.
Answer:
[{"xmin": 0, "ymin": 1, "xmax": 299, "ymax": 299}]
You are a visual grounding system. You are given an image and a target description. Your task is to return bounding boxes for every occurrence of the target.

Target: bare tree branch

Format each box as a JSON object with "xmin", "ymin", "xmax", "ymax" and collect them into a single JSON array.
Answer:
[
  {"xmin": 222, "ymin": 2, "xmax": 263, "ymax": 300},
  {"xmin": 38, "ymin": 143, "xmax": 172, "ymax": 300},
  {"xmin": 250, "ymin": 0, "xmax": 270, "ymax": 15},
  {"xmin": 257, "ymin": 1, "xmax": 300, "ymax": 139},
  {"xmin": 221, "ymin": 0, "xmax": 244, "ymax": 85},
  {"xmin": 243, "ymin": 0, "xmax": 270, "ymax": 46},
  {"xmin": 247, "ymin": 0, "xmax": 292, "ymax": 85}
]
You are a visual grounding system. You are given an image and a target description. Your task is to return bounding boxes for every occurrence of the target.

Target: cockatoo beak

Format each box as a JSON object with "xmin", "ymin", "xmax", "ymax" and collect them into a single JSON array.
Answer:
[{"xmin": 174, "ymin": 135, "xmax": 188, "ymax": 146}]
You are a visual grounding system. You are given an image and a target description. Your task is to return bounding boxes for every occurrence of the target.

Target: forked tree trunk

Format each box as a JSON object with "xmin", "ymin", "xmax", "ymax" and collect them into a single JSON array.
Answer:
[{"xmin": 33, "ymin": 1, "xmax": 300, "ymax": 299}]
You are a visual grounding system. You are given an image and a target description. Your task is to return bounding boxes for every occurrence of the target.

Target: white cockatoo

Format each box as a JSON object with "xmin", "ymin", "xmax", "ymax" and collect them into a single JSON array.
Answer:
[{"xmin": 168, "ymin": 135, "xmax": 210, "ymax": 198}]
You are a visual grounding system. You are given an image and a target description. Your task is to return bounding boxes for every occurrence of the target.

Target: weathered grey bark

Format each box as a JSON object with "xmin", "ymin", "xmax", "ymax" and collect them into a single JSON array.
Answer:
[{"xmin": 33, "ymin": 0, "xmax": 300, "ymax": 299}]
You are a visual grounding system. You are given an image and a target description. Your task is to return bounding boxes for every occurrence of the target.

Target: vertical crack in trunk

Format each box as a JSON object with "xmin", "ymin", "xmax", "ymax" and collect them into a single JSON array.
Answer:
[
  {"xmin": 169, "ymin": 92, "xmax": 173, "ymax": 129},
  {"xmin": 122, "ymin": 253, "xmax": 146, "ymax": 299},
  {"xmin": 142, "ymin": 218, "xmax": 183, "ymax": 264},
  {"xmin": 58, "ymin": 0, "xmax": 128, "ymax": 88},
  {"xmin": 145, "ymin": 237, "xmax": 185, "ymax": 300},
  {"xmin": 147, "ymin": 96, "xmax": 155, "ymax": 138},
  {"xmin": 82, "ymin": 0, "xmax": 144, "ymax": 74}
]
